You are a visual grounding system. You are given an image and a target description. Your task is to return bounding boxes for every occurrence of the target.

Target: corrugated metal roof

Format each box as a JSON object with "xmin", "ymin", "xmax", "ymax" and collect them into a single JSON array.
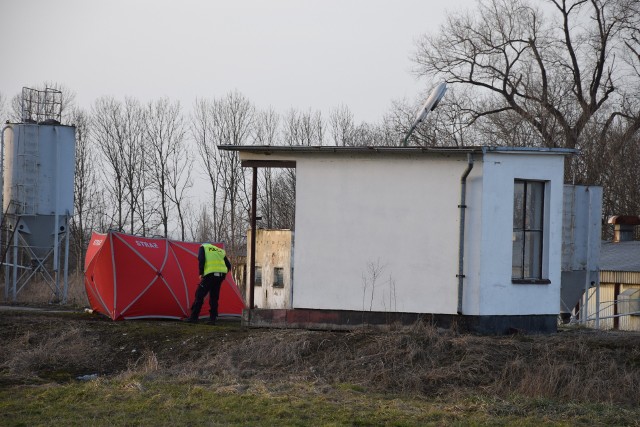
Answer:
[{"xmin": 600, "ymin": 241, "xmax": 640, "ymax": 272}]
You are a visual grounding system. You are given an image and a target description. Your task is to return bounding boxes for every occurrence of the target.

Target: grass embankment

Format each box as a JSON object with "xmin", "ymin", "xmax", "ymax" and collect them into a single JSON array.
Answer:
[{"xmin": 1, "ymin": 308, "xmax": 639, "ymax": 426}]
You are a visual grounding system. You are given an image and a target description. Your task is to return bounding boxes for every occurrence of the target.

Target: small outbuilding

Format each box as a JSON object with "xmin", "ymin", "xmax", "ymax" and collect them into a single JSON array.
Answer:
[
  {"xmin": 585, "ymin": 216, "xmax": 640, "ymax": 330},
  {"xmin": 223, "ymin": 145, "xmax": 576, "ymax": 334}
]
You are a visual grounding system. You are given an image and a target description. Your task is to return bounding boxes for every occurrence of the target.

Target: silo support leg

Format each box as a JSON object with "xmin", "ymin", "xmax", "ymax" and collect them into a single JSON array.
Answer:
[{"xmin": 62, "ymin": 219, "xmax": 70, "ymax": 304}]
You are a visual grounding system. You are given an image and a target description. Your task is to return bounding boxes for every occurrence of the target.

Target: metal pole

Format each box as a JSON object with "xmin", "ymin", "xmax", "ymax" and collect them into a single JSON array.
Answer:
[
  {"xmin": 401, "ymin": 123, "xmax": 418, "ymax": 147},
  {"xmin": 3, "ymin": 227, "xmax": 8, "ymax": 301},
  {"xmin": 12, "ymin": 225, "xmax": 18, "ymax": 302},
  {"xmin": 53, "ymin": 127, "xmax": 61, "ymax": 300},
  {"xmin": 582, "ymin": 187, "xmax": 593, "ymax": 325},
  {"xmin": 63, "ymin": 214, "xmax": 70, "ymax": 303},
  {"xmin": 1, "ymin": 126, "xmax": 9, "ymax": 300},
  {"xmin": 1, "ymin": 126, "xmax": 9, "ymax": 237},
  {"xmin": 249, "ymin": 166, "xmax": 258, "ymax": 309}
]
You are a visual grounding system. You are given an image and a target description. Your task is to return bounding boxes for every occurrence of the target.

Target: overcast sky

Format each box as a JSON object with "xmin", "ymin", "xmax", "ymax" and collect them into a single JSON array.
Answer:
[{"xmin": 1, "ymin": 0, "xmax": 476, "ymax": 123}]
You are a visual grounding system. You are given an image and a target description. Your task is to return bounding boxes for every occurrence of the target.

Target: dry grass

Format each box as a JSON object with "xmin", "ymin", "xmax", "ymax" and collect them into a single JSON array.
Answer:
[
  {"xmin": 0, "ymin": 323, "xmax": 100, "ymax": 382},
  {"xmin": 0, "ymin": 273, "xmax": 88, "ymax": 306},
  {"xmin": 1, "ymin": 309, "xmax": 640, "ymax": 409},
  {"xmin": 158, "ymin": 321, "xmax": 640, "ymax": 405}
]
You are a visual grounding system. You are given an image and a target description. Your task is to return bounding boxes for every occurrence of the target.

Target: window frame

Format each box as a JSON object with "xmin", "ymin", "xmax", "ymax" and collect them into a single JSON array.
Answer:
[{"xmin": 512, "ymin": 179, "xmax": 550, "ymax": 284}]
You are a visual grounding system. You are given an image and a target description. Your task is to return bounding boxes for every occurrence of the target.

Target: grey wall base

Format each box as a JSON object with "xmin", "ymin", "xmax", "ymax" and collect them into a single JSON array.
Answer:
[{"xmin": 242, "ymin": 308, "xmax": 558, "ymax": 335}]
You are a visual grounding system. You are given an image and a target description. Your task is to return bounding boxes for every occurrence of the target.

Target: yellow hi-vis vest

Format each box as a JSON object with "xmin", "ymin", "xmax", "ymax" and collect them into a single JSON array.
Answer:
[{"xmin": 202, "ymin": 244, "xmax": 228, "ymax": 275}]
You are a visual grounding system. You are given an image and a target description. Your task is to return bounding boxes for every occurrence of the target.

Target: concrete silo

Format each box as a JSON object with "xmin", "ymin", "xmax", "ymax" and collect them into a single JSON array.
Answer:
[{"xmin": 1, "ymin": 87, "xmax": 76, "ymax": 302}]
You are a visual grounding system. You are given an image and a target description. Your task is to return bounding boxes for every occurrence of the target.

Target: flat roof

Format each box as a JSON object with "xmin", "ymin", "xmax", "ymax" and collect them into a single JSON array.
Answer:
[{"xmin": 218, "ymin": 145, "xmax": 577, "ymax": 156}]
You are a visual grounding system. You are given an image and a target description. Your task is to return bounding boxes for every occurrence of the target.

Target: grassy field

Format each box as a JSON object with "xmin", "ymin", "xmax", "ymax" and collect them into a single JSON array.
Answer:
[{"xmin": 1, "ymin": 306, "xmax": 640, "ymax": 426}]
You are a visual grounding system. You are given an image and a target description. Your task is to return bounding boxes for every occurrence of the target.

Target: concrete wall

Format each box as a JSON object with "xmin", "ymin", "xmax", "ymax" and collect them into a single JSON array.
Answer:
[
  {"xmin": 293, "ymin": 153, "xmax": 476, "ymax": 314},
  {"xmin": 472, "ymin": 152, "xmax": 565, "ymax": 316}
]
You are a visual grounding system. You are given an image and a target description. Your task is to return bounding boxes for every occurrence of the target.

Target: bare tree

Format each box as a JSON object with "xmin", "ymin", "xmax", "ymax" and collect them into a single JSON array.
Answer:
[
  {"xmin": 414, "ymin": 0, "xmax": 640, "ymax": 146},
  {"xmin": 192, "ymin": 97, "xmax": 224, "ymax": 239},
  {"xmin": 352, "ymin": 118, "xmax": 397, "ymax": 146},
  {"xmin": 329, "ymin": 104, "xmax": 355, "ymax": 146},
  {"xmin": 191, "ymin": 91, "xmax": 254, "ymax": 257},
  {"xmin": 282, "ymin": 108, "xmax": 302, "ymax": 146},
  {"xmin": 191, "ymin": 204, "xmax": 215, "ymax": 243},
  {"xmin": 282, "ymin": 108, "xmax": 325, "ymax": 146},
  {"xmin": 0, "ymin": 92, "xmax": 7, "ymax": 123},
  {"xmin": 269, "ymin": 170, "xmax": 296, "ymax": 229},
  {"xmin": 91, "ymin": 97, "xmax": 146, "ymax": 233},
  {"xmin": 69, "ymin": 107, "xmax": 101, "ymax": 271},
  {"xmin": 166, "ymin": 139, "xmax": 193, "ymax": 241},
  {"xmin": 253, "ymin": 108, "xmax": 281, "ymax": 228},
  {"xmin": 217, "ymin": 91, "xmax": 255, "ymax": 257},
  {"xmin": 145, "ymin": 98, "xmax": 190, "ymax": 238},
  {"xmin": 91, "ymin": 97, "xmax": 128, "ymax": 231},
  {"xmin": 120, "ymin": 98, "xmax": 148, "ymax": 235},
  {"xmin": 413, "ymin": 0, "xmax": 640, "ymax": 218}
]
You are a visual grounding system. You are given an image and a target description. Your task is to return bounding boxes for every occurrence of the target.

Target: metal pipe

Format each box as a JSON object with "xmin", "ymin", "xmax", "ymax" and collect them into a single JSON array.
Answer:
[
  {"xmin": 1, "ymin": 125, "xmax": 9, "ymax": 232},
  {"xmin": 53, "ymin": 127, "xmax": 61, "ymax": 300},
  {"xmin": 3, "ymin": 228, "xmax": 8, "ymax": 300},
  {"xmin": 457, "ymin": 153, "xmax": 474, "ymax": 315},
  {"xmin": 1, "ymin": 125, "xmax": 9, "ymax": 300},
  {"xmin": 401, "ymin": 123, "xmax": 419, "ymax": 147},
  {"xmin": 63, "ymin": 212, "xmax": 70, "ymax": 303},
  {"xmin": 249, "ymin": 166, "xmax": 258, "ymax": 309},
  {"xmin": 12, "ymin": 226, "xmax": 18, "ymax": 302}
]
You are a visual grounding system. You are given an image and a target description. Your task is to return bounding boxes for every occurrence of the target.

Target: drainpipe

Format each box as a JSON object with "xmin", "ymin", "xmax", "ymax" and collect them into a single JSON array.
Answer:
[{"xmin": 457, "ymin": 153, "xmax": 474, "ymax": 315}]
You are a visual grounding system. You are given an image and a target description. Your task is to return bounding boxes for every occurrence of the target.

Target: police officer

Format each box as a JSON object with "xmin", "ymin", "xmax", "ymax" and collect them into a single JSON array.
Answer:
[{"xmin": 185, "ymin": 243, "xmax": 232, "ymax": 324}]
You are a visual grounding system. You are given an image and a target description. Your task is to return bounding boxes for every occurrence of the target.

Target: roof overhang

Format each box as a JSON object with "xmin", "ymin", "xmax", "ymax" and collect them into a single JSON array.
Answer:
[{"xmin": 217, "ymin": 145, "xmax": 578, "ymax": 167}]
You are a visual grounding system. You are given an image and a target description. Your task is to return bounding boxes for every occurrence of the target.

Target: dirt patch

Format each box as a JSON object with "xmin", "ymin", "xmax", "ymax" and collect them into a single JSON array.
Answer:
[{"xmin": 1, "ymin": 306, "xmax": 640, "ymax": 405}]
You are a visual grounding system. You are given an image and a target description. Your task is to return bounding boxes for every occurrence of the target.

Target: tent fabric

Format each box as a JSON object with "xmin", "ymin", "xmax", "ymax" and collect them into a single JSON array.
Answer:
[{"xmin": 84, "ymin": 231, "xmax": 245, "ymax": 320}]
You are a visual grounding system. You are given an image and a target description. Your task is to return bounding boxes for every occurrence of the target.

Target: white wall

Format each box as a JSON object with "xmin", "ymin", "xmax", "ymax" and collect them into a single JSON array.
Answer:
[
  {"xmin": 472, "ymin": 152, "xmax": 565, "ymax": 316},
  {"xmin": 293, "ymin": 153, "xmax": 473, "ymax": 314}
]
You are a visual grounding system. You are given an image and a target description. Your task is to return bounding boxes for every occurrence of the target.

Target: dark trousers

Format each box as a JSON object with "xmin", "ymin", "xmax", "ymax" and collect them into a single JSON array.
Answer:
[{"xmin": 189, "ymin": 273, "xmax": 224, "ymax": 320}]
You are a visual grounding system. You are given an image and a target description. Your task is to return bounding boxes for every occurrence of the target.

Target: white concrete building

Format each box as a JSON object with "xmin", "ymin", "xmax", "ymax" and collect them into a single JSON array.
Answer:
[{"xmin": 222, "ymin": 145, "xmax": 575, "ymax": 333}]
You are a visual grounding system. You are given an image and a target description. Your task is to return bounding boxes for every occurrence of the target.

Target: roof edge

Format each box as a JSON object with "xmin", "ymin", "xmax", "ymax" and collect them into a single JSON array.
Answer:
[{"xmin": 218, "ymin": 145, "xmax": 578, "ymax": 156}]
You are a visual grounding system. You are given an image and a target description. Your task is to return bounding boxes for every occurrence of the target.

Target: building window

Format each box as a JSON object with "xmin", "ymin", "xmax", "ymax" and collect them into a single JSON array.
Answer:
[
  {"xmin": 273, "ymin": 267, "xmax": 284, "ymax": 288},
  {"xmin": 512, "ymin": 180, "xmax": 547, "ymax": 283},
  {"xmin": 255, "ymin": 266, "xmax": 262, "ymax": 287}
]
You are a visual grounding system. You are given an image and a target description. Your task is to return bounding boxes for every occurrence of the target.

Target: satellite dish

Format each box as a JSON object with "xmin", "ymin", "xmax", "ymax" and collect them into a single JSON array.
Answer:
[{"xmin": 415, "ymin": 82, "xmax": 447, "ymax": 123}]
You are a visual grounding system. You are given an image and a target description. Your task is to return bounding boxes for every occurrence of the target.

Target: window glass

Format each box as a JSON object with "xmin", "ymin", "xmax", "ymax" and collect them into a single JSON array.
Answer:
[
  {"xmin": 512, "ymin": 180, "xmax": 545, "ymax": 281},
  {"xmin": 523, "ymin": 231, "xmax": 543, "ymax": 278},
  {"xmin": 255, "ymin": 266, "xmax": 262, "ymax": 287},
  {"xmin": 273, "ymin": 267, "xmax": 285, "ymax": 288},
  {"xmin": 526, "ymin": 182, "xmax": 544, "ymax": 229},
  {"xmin": 512, "ymin": 231, "xmax": 524, "ymax": 278},
  {"xmin": 513, "ymin": 181, "xmax": 525, "ymax": 229}
]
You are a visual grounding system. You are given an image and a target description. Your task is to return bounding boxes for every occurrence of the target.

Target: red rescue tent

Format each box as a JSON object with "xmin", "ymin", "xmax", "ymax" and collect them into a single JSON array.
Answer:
[{"xmin": 84, "ymin": 231, "xmax": 245, "ymax": 320}]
